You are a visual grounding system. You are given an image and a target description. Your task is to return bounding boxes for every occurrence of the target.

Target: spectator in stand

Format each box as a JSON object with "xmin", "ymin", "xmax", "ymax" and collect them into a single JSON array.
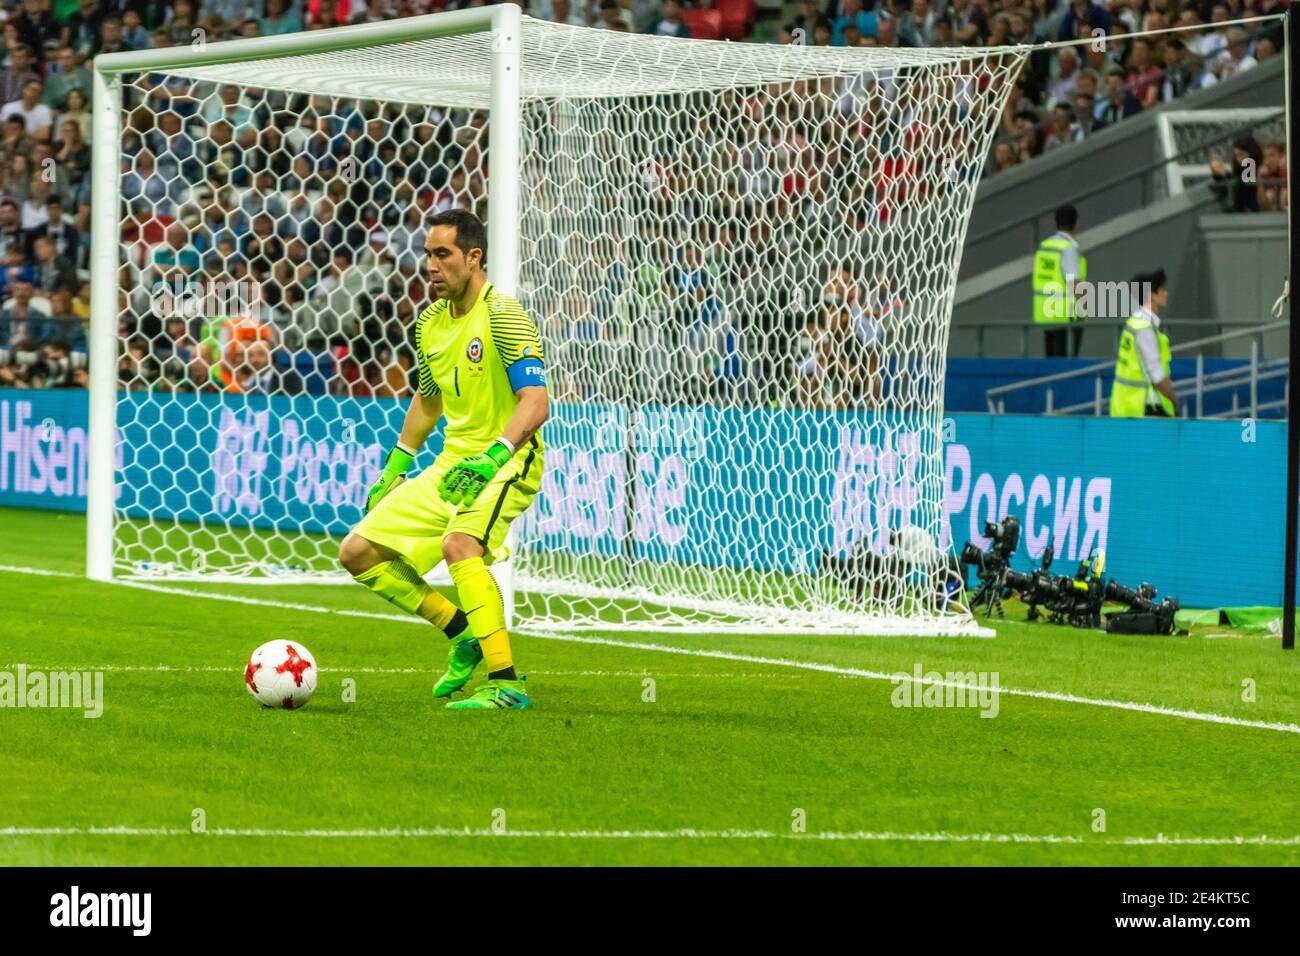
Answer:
[
  {"xmin": 122, "ymin": 198, "xmax": 175, "ymax": 250},
  {"xmin": 72, "ymin": 279, "xmax": 90, "ymax": 321},
  {"xmin": 95, "ymin": 17, "xmax": 129, "ymax": 58},
  {"xmin": 545, "ymin": 0, "xmax": 586, "ymax": 27},
  {"xmin": 1125, "ymin": 37, "xmax": 1163, "ymax": 109},
  {"xmin": 3, "ymin": 79, "xmax": 54, "ymax": 142},
  {"xmin": 989, "ymin": 140, "xmax": 1019, "ymax": 175},
  {"xmin": 37, "ymin": 339, "xmax": 77, "ymax": 388},
  {"xmin": 0, "ymin": 44, "xmax": 39, "ymax": 107},
  {"xmin": 1259, "ymin": 139, "xmax": 1288, "ymax": 212},
  {"xmin": 118, "ymin": 334, "xmax": 158, "ymax": 391},
  {"xmin": 230, "ymin": 338, "xmax": 277, "ymax": 394},
  {"xmin": 0, "ymin": 199, "xmax": 25, "ymax": 256},
  {"xmin": 899, "ymin": 0, "xmax": 941, "ymax": 47},
  {"xmin": 1042, "ymin": 102, "xmax": 1075, "ymax": 151},
  {"xmin": 647, "ymin": 0, "xmax": 689, "ymax": 37},
  {"xmin": 47, "ymin": 289, "xmax": 85, "ymax": 346},
  {"xmin": 1046, "ymin": 46, "xmax": 1080, "ymax": 108},
  {"xmin": 52, "ymin": 118, "xmax": 92, "ymax": 199},
  {"xmin": 121, "ymin": 149, "xmax": 181, "ymax": 216},
  {"xmin": 1095, "ymin": 68, "xmax": 1141, "ymax": 129},
  {"xmin": 28, "ymin": 196, "xmax": 79, "ymax": 261},
  {"xmin": 63, "ymin": 0, "xmax": 104, "ymax": 57},
  {"xmin": 785, "ymin": 0, "xmax": 830, "ymax": 43},
  {"xmin": 594, "ymin": 0, "xmax": 626, "ymax": 31},
  {"xmin": 43, "ymin": 47, "xmax": 92, "ymax": 111},
  {"xmin": 56, "ymin": 87, "xmax": 92, "ymax": 144},
  {"xmin": 1, "ymin": 279, "xmax": 50, "ymax": 347},
  {"xmin": 157, "ymin": 315, "xmax": 198, "ymax": 364},
  {"xmin": 1159, "ymin": 37, "xmax": 1194, "ymax": 102},
  {"xmin": 11, "ymin": 0, "xmax": 54, "ymax": 57},
  {"xmin": 121, "ymin": 9, "xmax": 151, "ymax": 51},
  {"xmin": 833, "ymin": 0, "xmax": 878, "ymax": 46},
  {"xmin": 1058, "ymin": 0, "xmax": 1112, "ymax": 40},
  {"xmin": 1213, "ymin": 27, "xmax": 1257, "ymax": 82},
  {"xmin": 1009, "ymin": 109, "xmax": 1041, "ymax": 159},
  {"xmin": 260, "ymin": 0, "xmax": 304, "ymax": 36},
  {"xmin": 165, "ymin": 0, "xmax": 203, "ymax": 46},
  {"xmin": 0, "ymin": 242, "xmax": 35, "ymax": 304},
  {"xmin": 150, "ymin": 221, "xmax": 203, "ymax": 287},
  {"xmin": 4, "ymin": 152, "xmax": 34, "ymax": 202},
  {"xmin": 19, "ymin": 175, "xmax": 52, "ymax": 230},
  {"xmin": 1071, "ymin": 91, "xmax": 1096, "ymax": 139},
  {"xmin": 1210, "ymin": 134, "xmax": 1264, "ymax": 213},
  {"xmin": 31, "ymin": 235, "xmax": 79, "ymax": 296},
  {"xmin": 950, "ymin": 0, "xmax": 988, "ymax": 44}
]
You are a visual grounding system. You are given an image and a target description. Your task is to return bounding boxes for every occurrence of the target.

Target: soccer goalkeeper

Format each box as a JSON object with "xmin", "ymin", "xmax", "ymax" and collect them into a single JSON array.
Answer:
[{"xmin": 339, "ymin": 210, "xmax": 547, "ymax": 711}]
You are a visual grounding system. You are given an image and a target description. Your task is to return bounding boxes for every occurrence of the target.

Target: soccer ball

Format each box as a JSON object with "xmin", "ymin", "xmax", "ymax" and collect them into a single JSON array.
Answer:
[{"xmin": 244, "ymin": 640, "xmax": 318, "ymax": 710}]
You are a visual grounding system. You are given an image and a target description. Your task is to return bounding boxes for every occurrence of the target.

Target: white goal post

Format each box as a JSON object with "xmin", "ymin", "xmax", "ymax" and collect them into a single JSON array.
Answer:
[{"xmin": 88, "ymin": 8, "xmax": 1024, "ymax": 637}]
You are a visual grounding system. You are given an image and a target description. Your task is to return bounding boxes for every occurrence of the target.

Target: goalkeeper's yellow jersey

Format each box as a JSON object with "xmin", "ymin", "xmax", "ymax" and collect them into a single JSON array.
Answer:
[{"xmin": 413, "ymin": 280, "xmax": 547, "ymax": 465}]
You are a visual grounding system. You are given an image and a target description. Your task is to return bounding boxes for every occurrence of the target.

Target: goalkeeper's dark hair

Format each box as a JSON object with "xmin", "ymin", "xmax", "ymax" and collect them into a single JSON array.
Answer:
[{"xmin": 428, "ymin": 209, "xmax": 488, "ymax": 266}]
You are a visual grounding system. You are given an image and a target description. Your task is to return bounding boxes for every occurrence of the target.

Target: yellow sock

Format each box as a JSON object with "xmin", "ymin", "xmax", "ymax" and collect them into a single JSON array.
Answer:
[
  {"xmin": 418, "ymin": 591, "xmax": 462, "ymax": 632},
  {"xmin": 353, "ymin": 558, "xmax": 433, "ymax": 617},
  {"xmin": 447, "ymin": 557, "xmax": 513, "ymax": 672},
  {"xmin": 476, "ymin": 629, "xmax": 513, "ymax": 674}
]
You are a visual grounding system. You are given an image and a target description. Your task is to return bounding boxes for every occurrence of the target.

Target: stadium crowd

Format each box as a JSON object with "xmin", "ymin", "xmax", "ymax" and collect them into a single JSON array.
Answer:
[{"xmin": 0, "ymin": 0, "xmax": 1289, "ymax": 402}]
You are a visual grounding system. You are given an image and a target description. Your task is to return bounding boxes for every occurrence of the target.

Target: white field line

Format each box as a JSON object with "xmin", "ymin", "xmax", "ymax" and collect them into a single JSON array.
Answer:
[
  {"xmin": 0, "ymin": 564, "xmax": 77, "ymax": 577},
  {"xmin": 0, "ymin": 825, "xmax": 1298, "ymax": 847},
  {"xmin": 3, "ymin": 565, "xmax": 1297, "ymax": 735}
]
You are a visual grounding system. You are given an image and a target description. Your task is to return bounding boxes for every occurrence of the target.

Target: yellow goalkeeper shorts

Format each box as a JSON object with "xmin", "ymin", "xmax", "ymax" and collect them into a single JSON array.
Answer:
[{"xmin": 351, "ymin": 442, "xmax": 543, "ymax": 575}]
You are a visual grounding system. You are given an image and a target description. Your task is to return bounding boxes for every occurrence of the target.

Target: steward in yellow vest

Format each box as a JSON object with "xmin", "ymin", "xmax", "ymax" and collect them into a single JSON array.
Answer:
[
  {"xmin": 1111, "ymin": 269, "xmax": 1177, "ymax": 417},
  {"xmin": 1032, "ymin": 233, "xmax": 1087, "ymax": 324},
  {"xmin": 1032, "ymin": 205, "xmax": 1086, "ymax": 357}
]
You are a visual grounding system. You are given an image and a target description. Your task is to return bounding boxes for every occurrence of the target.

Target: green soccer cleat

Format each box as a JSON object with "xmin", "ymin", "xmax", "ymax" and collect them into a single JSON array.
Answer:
[
  {"xmin": 433, "ymin": 635, "xmax": 482, "ymax": 699},
  {"xmin": 444, "ymin": 677, "xmax": 531, "ymax": 710}
]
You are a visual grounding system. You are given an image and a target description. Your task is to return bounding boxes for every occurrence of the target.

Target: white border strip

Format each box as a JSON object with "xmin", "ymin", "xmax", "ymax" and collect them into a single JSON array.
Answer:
[
  {"xmin": 4, "ymin": 564, "xmax": 1297, "ymax": 735},
  {"xmin": 1, "ymin": 826, "xmax": 1297, "ymax": 847}
]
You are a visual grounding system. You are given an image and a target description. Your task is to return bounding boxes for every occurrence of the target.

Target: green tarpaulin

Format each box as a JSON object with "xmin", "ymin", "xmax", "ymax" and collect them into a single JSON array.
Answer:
[{"xmin": 1174, "ymin": 607, "xmax": 1300, "ymax": 634}]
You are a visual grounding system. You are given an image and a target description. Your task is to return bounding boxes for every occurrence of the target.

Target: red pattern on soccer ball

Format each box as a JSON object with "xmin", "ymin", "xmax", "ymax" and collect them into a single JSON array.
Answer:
[
  {"xmin": 244, "ymin": 660, "xmax": 261, "ymax": 693},
  {"xmin": 276, "ymin": 644, "xmax": 313, "ymax": 687}
]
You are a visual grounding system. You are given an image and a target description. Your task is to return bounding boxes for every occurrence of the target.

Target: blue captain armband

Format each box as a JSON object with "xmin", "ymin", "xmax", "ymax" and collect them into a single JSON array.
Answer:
[{"xmin": 507, "ymin": 358, "xmax": 547, "ymax": 392}]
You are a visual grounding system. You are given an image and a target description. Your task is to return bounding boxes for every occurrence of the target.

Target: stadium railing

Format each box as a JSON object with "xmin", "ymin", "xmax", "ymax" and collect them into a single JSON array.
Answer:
[
  {"xmin": 966, "ymin": 316, "xmax": 1265, "ymax": 360},
  {"xmin": 984, "ymin": 319, "xmax": 1289, "ymax": 418}
]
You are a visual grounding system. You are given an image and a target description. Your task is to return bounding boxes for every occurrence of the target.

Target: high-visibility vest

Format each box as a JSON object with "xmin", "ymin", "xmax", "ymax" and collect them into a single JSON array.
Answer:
[
  {"xmin": 1032, "ymin": 235, "xmax": 1087, "ymax": 324},
  {"xmin": 1110, "ymin": 311, "xmax": 1173, "ymax": 417}
]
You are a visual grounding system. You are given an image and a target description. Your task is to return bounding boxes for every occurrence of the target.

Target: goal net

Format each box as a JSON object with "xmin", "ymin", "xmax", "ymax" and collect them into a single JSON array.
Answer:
[{"xmin": 89, "ymin": 9, "xmax": 1024, "ymax": 636}]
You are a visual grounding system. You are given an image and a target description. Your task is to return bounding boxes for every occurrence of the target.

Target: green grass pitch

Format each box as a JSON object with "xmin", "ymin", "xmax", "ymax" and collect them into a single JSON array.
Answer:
[{"xmin": 1, "ymin": 505, "xmax": 1298, "ymax": 866}]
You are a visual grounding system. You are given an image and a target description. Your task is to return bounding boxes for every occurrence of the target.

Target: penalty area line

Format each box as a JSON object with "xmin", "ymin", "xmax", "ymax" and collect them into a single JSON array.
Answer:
[
  {"xmin": 1, "ymin": 826, "xmax": 1298, "ymax": 847},
  {"xmin": 2, "ymin": 565, "xmax": 1297, "ymax": 736}
]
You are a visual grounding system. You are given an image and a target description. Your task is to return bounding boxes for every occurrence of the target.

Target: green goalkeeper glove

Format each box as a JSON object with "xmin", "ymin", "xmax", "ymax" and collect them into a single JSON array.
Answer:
[
  {"xmin": 366, "ymin": 444, "xmax": 415, "ymax": 513},
  {"xmin": 438, "ymin": 440, "xmax": 514, "ymax": 507}
]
